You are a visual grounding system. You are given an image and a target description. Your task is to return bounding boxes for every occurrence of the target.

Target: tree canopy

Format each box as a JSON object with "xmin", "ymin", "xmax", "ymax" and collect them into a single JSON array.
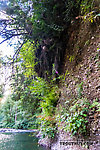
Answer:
[{"xmin": 0, "ymin": 0, "xmax": 82, "ymax": 78}]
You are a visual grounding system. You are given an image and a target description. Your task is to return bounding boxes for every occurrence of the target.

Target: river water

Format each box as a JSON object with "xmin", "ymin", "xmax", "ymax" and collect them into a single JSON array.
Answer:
[{"xmin": 0, "ymin": 132, "xmax": 46, "ymax": 150}]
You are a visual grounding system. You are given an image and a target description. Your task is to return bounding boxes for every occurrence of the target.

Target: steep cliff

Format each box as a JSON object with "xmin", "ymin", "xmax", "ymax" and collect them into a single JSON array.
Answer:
[{"xmin": 39, "ymin": 12, "xmax": 100, "ymax": 150}]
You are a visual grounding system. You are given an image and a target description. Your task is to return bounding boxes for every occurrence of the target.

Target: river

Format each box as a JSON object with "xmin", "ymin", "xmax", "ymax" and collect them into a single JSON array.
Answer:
[{"xmin": 0, "ymin": 132, "xmax": 46, "ymax": 150}]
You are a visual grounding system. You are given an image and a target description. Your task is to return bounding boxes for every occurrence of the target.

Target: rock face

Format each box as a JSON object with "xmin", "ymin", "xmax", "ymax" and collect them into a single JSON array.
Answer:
[
  {"xmin": 38, "ymin": 17, "xmax": 100, "ymax": 150},
  {"xmin": 51, "ymin": 130, "xmax": 100, "ymax": 150},
  {"xmin": 38, "ymin": 136, "xmax": 51, "ymax": 150}
]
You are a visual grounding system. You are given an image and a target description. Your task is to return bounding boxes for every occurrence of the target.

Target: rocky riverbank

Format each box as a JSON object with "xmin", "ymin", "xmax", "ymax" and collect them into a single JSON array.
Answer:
[{"xmin": 38, "ymin": 130, "xmax": 100, "ymax": 150}]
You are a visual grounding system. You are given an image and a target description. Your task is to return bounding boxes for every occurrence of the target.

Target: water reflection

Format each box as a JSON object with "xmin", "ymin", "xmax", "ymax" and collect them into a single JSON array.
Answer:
[
  {"xmin": 0, "ymin": 133, "xmax": 45, "ymax": 150},
  {"xmin": 0, "ymin": 133, "xmax": 12, "ymax": 141}
]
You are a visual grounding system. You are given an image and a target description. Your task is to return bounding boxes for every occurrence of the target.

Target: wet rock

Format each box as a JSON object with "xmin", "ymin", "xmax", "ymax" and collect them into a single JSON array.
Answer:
[{"xmin": 38, "ymin": 136, "xmax": 51, "ymax": 149}]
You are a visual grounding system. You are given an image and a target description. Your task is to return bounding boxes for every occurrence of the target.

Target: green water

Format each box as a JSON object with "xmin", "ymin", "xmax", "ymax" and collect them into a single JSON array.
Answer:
[{"xmin": 0, "ymin": 133, "xmax": 46, "ymax": 150}]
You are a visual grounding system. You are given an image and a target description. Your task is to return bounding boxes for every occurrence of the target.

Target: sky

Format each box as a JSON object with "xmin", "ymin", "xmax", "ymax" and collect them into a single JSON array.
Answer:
[
  {"xmin": 0, "ymin": 37, "xmax": 14, "ymax": 57},
  {"xmin": 0, "ymin": 2, "xmax": 16, "ymax": 103},
  {"xmin": 0, "ymin": 38, "xmax": 15, "ymax": 103},
  {"xmin": 0, "ymin": 10, "xmax": 14, "ymax": 57}
]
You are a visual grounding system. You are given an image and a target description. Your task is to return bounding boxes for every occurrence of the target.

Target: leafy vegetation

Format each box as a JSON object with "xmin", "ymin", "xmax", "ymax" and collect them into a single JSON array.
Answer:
[
  {"xmin": 56, "ymin": 97, "xmax": 100, "ymax": 137},
  {"xmin": 77, "ymin": 82, "xmax": 83, "ymax": 98},
  {"xmin": 80, "ymin": 0, "xmax": 94, "ymax": 15},
  {"xmin": 0, "ymin": 0, "xmax": 99, "ymax": 141},
  {"xmin": 0, "ymin": 85, "xmax": 4, "ymax": 98},
  {"xmin": 0, "ymin": 60, "xmax": 59, "ymax": 137},
  {"xmin": 64, "ymin": 98, "xmax": 90, "ymax": 136},
  {"xmin": 0, "ymin": 0, "xmax": 82, "ymax": 78}
]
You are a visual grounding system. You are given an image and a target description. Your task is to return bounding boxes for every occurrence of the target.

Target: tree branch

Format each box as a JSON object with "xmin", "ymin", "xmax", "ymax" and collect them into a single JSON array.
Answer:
[{"xmin": 0, "ymin": 33, "xmax": 28, "ymax": 44}]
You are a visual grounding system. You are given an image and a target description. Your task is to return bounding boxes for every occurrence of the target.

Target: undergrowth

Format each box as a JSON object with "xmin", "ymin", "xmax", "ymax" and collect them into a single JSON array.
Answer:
[{"xmin": 55, "ymin": 97, "xmax": 100, "ymax": 137}]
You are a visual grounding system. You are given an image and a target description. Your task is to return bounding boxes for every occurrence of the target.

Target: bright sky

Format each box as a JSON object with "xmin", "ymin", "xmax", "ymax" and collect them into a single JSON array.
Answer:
[
  {"xmin": 0, "ymin": 10, "xmax": 14, "ymax": 57},
  {"xmin": 0, "ymin": 11, "xmax": 8, "ymax": 19},
  {"xmin": 0, "ymin": 37, "xmax": 14, "ymax": 57},
  {"xmin": 0, "ymin": 4, "xmax": 16, "ymax": 103}
]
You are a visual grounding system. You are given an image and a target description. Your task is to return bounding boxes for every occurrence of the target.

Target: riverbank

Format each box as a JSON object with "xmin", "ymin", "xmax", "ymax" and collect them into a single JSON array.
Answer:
[
  {"xmin": 38, "ymin": 130, "xmax": 100, "ymax": 150},
  {"xmin": 0, "ymin": 128, "xmax": 38, "ymax": 133}
]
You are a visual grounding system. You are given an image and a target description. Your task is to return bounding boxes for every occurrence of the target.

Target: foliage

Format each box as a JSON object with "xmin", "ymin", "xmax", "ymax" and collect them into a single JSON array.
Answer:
[
  {"xmin": 65, "ymin": 98, "xmax": 90, "ymax": 136},
  {"xmin": 28, "ymin": 76, "xmax": 59, "ymax": 138},
  {"xmin": 11, "ymin": 71, "xmax": 41, "ymax": 116},
  {"xmin": 80, "ymin": 0, "xmax": 94, "ymax": 15},
  {"xmin": 0, "ymin": 96, "xmax": 34, "ymax": 129},
  {"xmin": 77, "ymin": 81, "xmax": 83, "ymax": 98},
  {"xmin": 1, "ymin": 0, "xmax": 99, "ymax": 140},
  {"xmin": 0, "ymin": 55, "xmax": 4, "ymax": 97},
  {"xmin": 80, "ymin": 0, "xmax": 100, "ymax": 23},
  {"xmin": 0, "ymin": 84, "xmax": 4, "ymax": 98},
  {"xmin": 0, "ymin": 0, "xmax": 81, "ymax": 78},
  {"xmin": 56, "ymin": 98, "xmax": 90, "ymax": 136},
  {"xmin": 69, "ymin": 55, "xmax": 75, "ymax": 62},
  {"xmin": 56, "ymin": 96, "xmax": 100, "ymax": 137},
  {"xmin": 0, "ymin": 61, "xmax": 59, "ymax": 138},
  {"xmin": 20, "ymin": 40, "xmax": 39, "ymax": 77},
  {"xmin": 89, "ymin": 98, "xmax": 100, "ymax": 112},
  {"xmin": 0, "ymin": 62, "xmax": 40, "ymax": 129},
  {"xmin": 38, "ymin": 119, "xmax": 57, "ymax": 139}
]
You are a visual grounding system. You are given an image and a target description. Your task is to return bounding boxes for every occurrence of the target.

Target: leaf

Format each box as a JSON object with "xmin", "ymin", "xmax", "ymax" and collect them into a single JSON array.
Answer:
[
  {"xmin": 83, "ymin": 114, "xmax": 87, "ymax": 117},
  {"xmin": 72, "ymin": 130, "xmax": 77, "ymax": 135}
]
